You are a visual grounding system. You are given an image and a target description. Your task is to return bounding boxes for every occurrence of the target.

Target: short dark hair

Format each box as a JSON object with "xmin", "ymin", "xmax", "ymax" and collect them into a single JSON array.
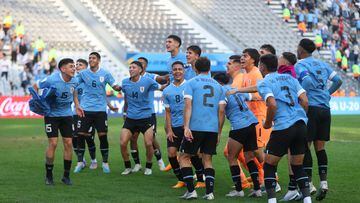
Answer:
[
  {"xmin": 187, "ymin": 45, "xmax": 202, "ymax": 56},
  {"xmin": 195, "ymin": 57, "xmax": 211, "ymax": 73},
  {"xmin": 299, "ymin": 38, "xmax": 316, "ymax": 54},
  {"xmin": 243, "ymin": 48, "xmax": 260, "ymax": 66},
  {"xmin": 130, "ymin": 61, "xmax": 143, "ymax": 70},
  {"xmin": 213, "ymin": 73, "xmax": 230, "ymax": 85},
  {"xmin": 282, "ymin": 52, "xmax": 297, "ymax": 65},
  {"xmin": 138, "ymin": 57, "xmax": 148, "ymax": 65},
  {"xmin": 89, "ymin": 52, "xmax": 101, "ymax": 60},
  {"xmin": 76, "ymin": 58, "xmax": 88, "ymax": 67},
  {"xmin": 167, "ymin": 35, "xmax": 182, "ymax": 47},
  {"xmin": 172, "ymin": 61, "xmax": 184, "ymax": 68},
  {"xmin": 260, "ymin": 54, "xmax": 278, "ymax": 72},
  {"xmin": 229, "ymin": 55, "xmax": 241, "ymax": 63},
  {"xmin": 58, "ymin": 58, "xmax": 74, "ymax": 71},
  {"xmin": 260, "ymin": 44, "xmax": 276, "ymax": 55}
]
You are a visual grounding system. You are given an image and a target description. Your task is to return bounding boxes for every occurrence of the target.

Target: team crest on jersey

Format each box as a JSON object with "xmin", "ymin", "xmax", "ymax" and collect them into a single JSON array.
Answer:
[
  {"xmin": 70, "ymin": 87, "xmax": 75, "ymax": 94},
  {"xmin": 99, "ymin": 76, "xmax": 104, "ymax": 83},
  {"xmin": 140, "ymin": 86, "xmax": 145, "ymax": 92}
]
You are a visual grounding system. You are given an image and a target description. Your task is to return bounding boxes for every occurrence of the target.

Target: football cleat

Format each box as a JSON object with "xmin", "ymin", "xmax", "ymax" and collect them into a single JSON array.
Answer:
[
  {"xmin": 225, "ymin": 190, "xmax": 244, "ymax": 197},
  {"xmin": 163, "ymin": 163, "xmax": 172, "ymax": 172},
  {"xmin": 61, "ymin": 176, "xmax": 72, "ymax": 185},
  {"xmin": 195, "ymin": 181, "xmax": 206, "ymax": 188},
  {"xmin": 157, "ymin": 159, "xmax": 166, "ymax": 171},
  {"xmin": 121, "ymin": 168, "xmax": 132, "ymax": 175},
  {"xmin": 89, "ymin": 160, "xmax": 97, "ymax": 169},
  {"xmin": 131, "ymin": 164, "xmax": 142, "ymax": 172},
  {"xmin": 248, "ymin": 189, "xmax": 262, "ymax": 197},
  {"xmin": 280, "ymin": 190, "xmax": 301, "ymax": 201},
  {"xmin": 144, "ymin": 168, "xmax": 152, "ymax": 175},
  {"xmin": 316, "ymin": 181, "xmax": 328, "ymax": 201},
  {"xmin": 309, "ymin": 182, "xmax": 317, "ymax": 195},
  {"xmin": 45, "ymin": 176, "xmax": 54, "ymax": 186},
  {"xmin": 203, "ymin": 193, "xmax": 215, "ymax": 200},
  {"xmin": 102, "ymin": 162, "xmax": 110, "ymax": 173},
  {"xmin": 73, "ymin": 162, "xmax": 85, "ymax": 173},
  {"xmin": 172, "ymin": 181, "xmax": 186, "ymax": 189}
]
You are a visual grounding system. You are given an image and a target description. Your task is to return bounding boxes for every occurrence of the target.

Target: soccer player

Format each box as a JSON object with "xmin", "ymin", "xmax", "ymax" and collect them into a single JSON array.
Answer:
[
  {"xmin": 259, "ymin": 44, "xmax": 277, "ymax": 56},
  {"xmin": 179, "ymin": 57, "xmax": 225, "ymax": 200},
  {"xmin": 74, "ymin": 52, "xmax": 121, "ymax": 173},
  {"xmin": 120, "ymin": 61, "xmax": 166, "ymax": 176},
  {"xmin": 295, "ymin": 39, "xmax": 342, "ymax": 200},
  {"xmin": 257, "ymin": 54, "xmax": 311, "ymax": 203},
  {"xmin": 166, "ymin": 35, "xmax": 186, "ymax": 81},
  {"xmin": 128, "ymin": 57, "xmax": 168, "ymax": 172},
  {"xmin": 240, "ymin": 48, "xmax": 273, "ymax": 188},
  {"xmin": 163, "ymin": 61, "xmax": 187, "ymax": 188},
  {"xmin": 214, "ymin": 73, "xmax": 262, "ymax": 198},
  {"xmin": 39, "ymin": 58, "xmax": 78, "ymax": 185}
]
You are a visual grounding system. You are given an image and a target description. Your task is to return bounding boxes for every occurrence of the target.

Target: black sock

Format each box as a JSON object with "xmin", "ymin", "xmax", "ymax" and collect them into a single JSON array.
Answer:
[
  {"xmin": 124, "ymin": 160, "xmax": 131, "ymax": 169},
  {"xmin": 190, "ymin": 155, "xmax": 204, "ymax": 182},
  {"xmin": 146, "ymin": 162, "xmax": 152, "ymax": 169},
  {"xmin": 303, "ymin": 146, "xmax": 313, "ymax": 182},
  {"xmin": 230, "ymin": 165, "xmax": 242, "ymax": 192},
  {"xmin": 291, "ymin": 164, "xmax": 310, "ymax": 198},
  {"xmin": 99, "ymin": 135, "xmax": 109, "ymax": 163},
  {"xmin": 288, "ymin": 174, "xmax": 297, "ymax": 191},
  {"xmin": 204, "ymin": 168, "xmax": 215, "ymax": 194},
  {"xmin": 77, "ymin": 134, "xmax": 85, "ymax": 162},
  {"xmin": 181, "ymin": 167, "xmax": 194, "ymax": 192},
  {"xmin": 169, "ymin": 156, "xmax": 182, "ymax": 181},
  {"xmin": 72, "ymin": 134, "xmax": 78, "ymax": 155},
  {"xmin": 63, "ymin": 160, "xmax": 72, "ymax": 178},
  {"xmin": 131, "ymin": 150, "xmax": 140, "ymax": 164},
  {"xmin": 316, "ymin": 150, "xmax": 328, "ymax": 181},
  {"xmin": 247, "ymin": 160, "xmax": 260, "ymax": 190},
  {"xmin": 264, "ymin": 163, "xmax": 277, "ymax": 199},
  {"xmin": 85, "ymin": 135, "xmax": 96, "ymax": 160},
  {"xmin": 45, "ymin": 163, "xmax": 54, "ymax": 178},
  {"xmin": 154, "ymin": 149, "xmax": 162, "ymax": 161}
]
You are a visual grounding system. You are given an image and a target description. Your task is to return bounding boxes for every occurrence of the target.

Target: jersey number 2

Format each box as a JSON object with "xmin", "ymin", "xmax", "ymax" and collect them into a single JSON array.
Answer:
[{"xmin": 203, "ymin": 85, "xmax": 214, "ymax": 107}]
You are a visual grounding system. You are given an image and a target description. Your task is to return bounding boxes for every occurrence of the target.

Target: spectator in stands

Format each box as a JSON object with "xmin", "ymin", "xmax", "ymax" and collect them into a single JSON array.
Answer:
[
  {"xmin": 34, "ymin": 36, "xmax": 45, "ymax": 62},
  {"xmin": 2, "ymin": 12, "xmax": 13, "ymax": 36},
  {"xmin": 0, "ymin": 52, "xmax": 10, "ymax": 80},
  {"xmin": 307, "ymin": 10, "xmax": 315, "ymax": 31},
  {"xmin": 321, "ymin": 24, "xmax": 330, "ymax": 48},
  {"xmin": 19, "ymin": 64, "xmax": 33, "ymax": 95},
  {"xmin": 18, "ymin": 37, "xmax": 29, "ymax": 65},
  {"xmin": 49, "ymin": 59, "xmax": 57, "ymax": 74},
  {"xmin": 314, "ymin": 33, "xmax": 323, "ymax": 51},
  {"xmin": 283, "ymin": 6, "xmax": 291, "ymax": 23},
  {"xmin": 10, "ymin": 35, "xmax": 19, "ymax": 64},
  {"xmin": 354, "ymin": 43, "xmax": 359, "ymax": 64},
  {"xmin": 341, "ymin": 54, "xmax": 348, "ymax": 72},
  {"xmin": 48, "ymin": 47, "xmax": 57, "ymax": 62},
  {"xmin": 0, "ymin": 24, "xmax": 4, "ymax": 49},
  {"xmin": 352, "ymin": 63, "xmax": 360, "ymax": 81},
  {"xmin": 336, "ymin": 49, "xmax": 342, "ymax": 68},
  {"xmin": 15, "ymin": 21, "xmax": 25, "ymax": 38},
  {"xmin": 298, "ymin": 21, "xmax": 307, "ymax": 36}
]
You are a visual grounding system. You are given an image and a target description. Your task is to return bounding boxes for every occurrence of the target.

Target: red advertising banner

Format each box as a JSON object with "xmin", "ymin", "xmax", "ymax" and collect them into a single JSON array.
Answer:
[{"xmin": 0, "ymin": 96, "xmax": 42, "ymax": 118}]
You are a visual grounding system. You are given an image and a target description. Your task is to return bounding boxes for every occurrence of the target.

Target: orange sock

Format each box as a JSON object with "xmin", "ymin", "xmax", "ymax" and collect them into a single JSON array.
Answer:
[
  {"xmin": 237, "ymin": 150, "xmax": 248, "ymax": 171},
  {"xmin": 254, "ymin": 158, "xmax": 264, "ymax": 185}
]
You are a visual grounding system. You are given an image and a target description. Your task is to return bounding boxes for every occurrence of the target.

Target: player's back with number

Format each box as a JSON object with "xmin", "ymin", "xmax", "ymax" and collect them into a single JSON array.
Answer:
[
  {"xmin": 257, "ymin": 73, "xmax": 307, "ymax": 130},
  {"xmin": 295, "ymin": 57, "xmax": 334, "ymax": 108},
  {"xmin": 185, "ymin": 75, "xmax": 223, "ymax": 133}
]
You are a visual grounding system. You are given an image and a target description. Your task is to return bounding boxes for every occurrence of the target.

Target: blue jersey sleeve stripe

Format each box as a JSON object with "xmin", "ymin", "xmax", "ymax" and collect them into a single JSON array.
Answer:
[{"xmin": 328, "ymin": 71, "xmax": 336, "ymax": 81}]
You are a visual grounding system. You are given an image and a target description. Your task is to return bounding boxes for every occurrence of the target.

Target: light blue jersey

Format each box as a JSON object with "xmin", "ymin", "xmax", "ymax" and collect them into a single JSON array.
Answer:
[
  {"xmin": 222, "ymin": 85, "xmax": 258, "ymax": 131},
  {"xmin": 76, "ymin": 68, "xmax": 116, "ymax": 112},
  {"xmin": 184, "ymin": 74, "xmax": 225, "ymax": 133},
  {"xmin": 72, "ymin": 82, "xmax": 85, "ymax": 115},
  {"xmin": 122, "ymin": 76, "xmax": 160, "ymax": 119},
  {"xmin": 167, "ymin": 52, "xmax": 186, "ymax": 81},
  {"xmin": 257, "ymin": 72, "xmax": 307, "ymax": 131},
  {"xmin": 163, "ymin": 80, "xmax": 186, "ymax": 127},
  {"xmin": 295, "ymin": 56, "xmax": 338, "ymax": 109},
  {"xmin": 39, "ymin": 72, "xmax": 78, "ymax": 117},
  {"xmin": 143, "ymin": 72, "xmax": 158, "ymax": 114}
]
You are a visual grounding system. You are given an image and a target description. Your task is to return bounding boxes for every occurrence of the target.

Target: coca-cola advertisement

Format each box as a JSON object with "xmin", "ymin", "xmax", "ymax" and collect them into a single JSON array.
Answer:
[{"xmin": 0, "ymin": 96, "xmax": 42, "ymax": 118}]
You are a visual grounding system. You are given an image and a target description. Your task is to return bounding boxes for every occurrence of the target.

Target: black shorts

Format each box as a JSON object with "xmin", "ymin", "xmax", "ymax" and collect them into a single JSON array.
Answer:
[
  {"xmin": 229, "ymin": 123, "xmax": 258, "ymax": 152},
  {"xmin": 151, "ymin": 113, "xmax": 157, "ymax": 135},
  {"xmin": 73, "ymin": 115, "xmax": 95, "ymax": 137},
  {"xmin": 77, "ymin": 111, "xmax": 108, "ymax": 134},
  {"xmin": 307, "ymin": 106, "xmax": 331, "ymax": 141},
  {"xmin": 123, "ymin": 117, "xmax": 153, "ymax": 134},
  {"xmin": 167, "ymin": 126, "xmax": 184, "ymax": 150},
  {"xmin": 180, "ymin": 131, "xmax": 217, "ymax": 155},
  {"xmin": 44, "ymin": 116, "xmax": 73, "ymax": 138},
  {"xmin": 266, "ymin": 120, "xmax": 307, "ymax": 157}
]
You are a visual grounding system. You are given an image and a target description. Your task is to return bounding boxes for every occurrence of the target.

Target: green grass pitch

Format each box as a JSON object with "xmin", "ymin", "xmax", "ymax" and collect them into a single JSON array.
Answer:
[{"xmin": 0, "ymin": 115, "xmax": 359, "ymax": 202}]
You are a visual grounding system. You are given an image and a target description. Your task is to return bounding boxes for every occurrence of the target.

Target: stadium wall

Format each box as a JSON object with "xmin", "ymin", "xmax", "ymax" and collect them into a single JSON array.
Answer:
[{"xmin": 1, "ymin": 96, "xmax": 360, "ymax": 118}]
